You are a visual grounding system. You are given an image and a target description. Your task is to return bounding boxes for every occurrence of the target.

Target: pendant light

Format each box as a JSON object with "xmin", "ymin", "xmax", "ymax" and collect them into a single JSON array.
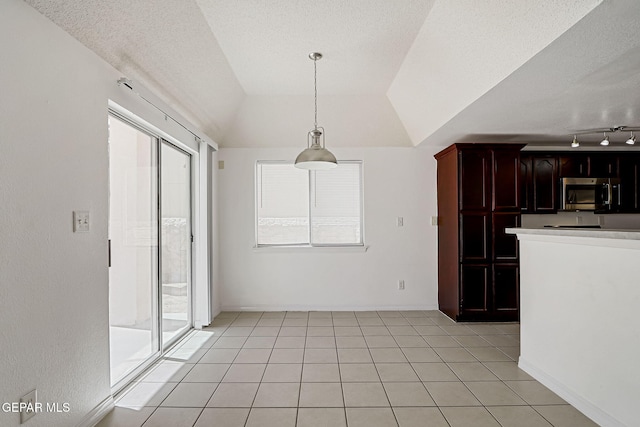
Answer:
[
  {"xmin": 600, "ymin": 132, "xmax": 609, "ymax": 146},
  {"xmin": 294, "ymin": 52, "xmax": 337, "ymax": 170}
]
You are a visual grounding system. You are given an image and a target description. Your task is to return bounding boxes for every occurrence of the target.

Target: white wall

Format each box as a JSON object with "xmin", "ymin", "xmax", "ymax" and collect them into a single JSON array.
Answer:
[
  {"xmin": 218, "ymin": 147, "xmax": 439, "ymax": 311},
  {"xmin": 0, "ymin": 2, "xmax": 216, "ymax": 426},
  {"xmin": 516, "ymin": 231, "xmax": 640, "ymax": 427}
]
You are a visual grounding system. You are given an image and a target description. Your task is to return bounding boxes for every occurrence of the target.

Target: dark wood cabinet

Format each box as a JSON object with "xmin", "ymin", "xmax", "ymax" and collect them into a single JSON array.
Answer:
[
  {"xmin": 619, "ymin": 155, "xmax": 640, "ymax": 212},
  {"xmin": 521, "ymin": 154, "xmax": 558, "ymax": 213},
  {"xmin": 523, "ymin": 151, "xmax": 640, "ymax": 213},
  {"xmin": 460, "ymin": 150, "xmax": 490, "ymax": 211},
  {"xmin": 493, "ymin": 150, "xmax": 521, "ymax": 211},
  {"xmin": 589, "ymin": 154, "xmax": 619, "ymax": 177},
  {"xmin": 559, "ymin": 155, "xmax": 588, "ymax": 177},
  {"xmin": 492, "ymin": 213, "xmax": 520, "ymax": 261},
  {"xmin": 532, "ymin": 156, "xmax": 558, "ymax": 213},
  {"xmin": 435, "ymin": 143, "xmax": 523, "ymax": 322},
  {"xmin": 520, "ymin": 156, "xmax": 532, "ymax": 213},
  {"xmin": 493, "ymin": 264, "xmax": 519, "ymax": 316}
]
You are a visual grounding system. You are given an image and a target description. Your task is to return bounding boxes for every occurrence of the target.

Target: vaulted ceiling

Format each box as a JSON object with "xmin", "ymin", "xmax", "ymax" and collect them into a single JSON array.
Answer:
[{"xmin": 24, "ymin": 0, "xmax": 640, "ymax": 149}]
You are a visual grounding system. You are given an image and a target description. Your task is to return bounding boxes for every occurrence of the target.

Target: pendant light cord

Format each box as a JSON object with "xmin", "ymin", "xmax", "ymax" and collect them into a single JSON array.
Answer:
[{"xmin": 314, "ymin": 57, "xmax": 318, "ymax": 130}]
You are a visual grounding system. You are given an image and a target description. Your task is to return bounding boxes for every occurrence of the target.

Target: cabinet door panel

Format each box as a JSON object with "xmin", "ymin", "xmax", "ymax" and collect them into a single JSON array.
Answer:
[
  {"xmin": 493, "ymin": 265, "xmax": 519, "ymax": 312},
  {"xmin": 460, "ymin": 265, "xmax": 489, "ymax": 313},
  {"xmin": 492, "ymin": 213, "xmax": 520, "ymax": 261},
  {"xmin": 493, "ymin": 150, "xmax": 520, "ymax": 211},
  {"xmin": 589, "ymin": 154, "xmax": 618, "ymax": 177},
  {"xmin": 618, "ymin": 155, "xmax": 639, "ymax": 212},
  {"xmin": 520, "ymin": 155, "xmax": 532, "ymax": 213},
  {"xmin": 533, "ymin": 156, "xmax": 558, "ymax": 213},
  {"xmin": 460, "ymin": 213, "xmax": 489, "ymax": 262},
  {"xmin": 559, "ymin": 155, "xmax": 588, "ymax": 177},
  {"xmin": 460, "ymin": 150, "xmax": 490, "ymax": 210}
]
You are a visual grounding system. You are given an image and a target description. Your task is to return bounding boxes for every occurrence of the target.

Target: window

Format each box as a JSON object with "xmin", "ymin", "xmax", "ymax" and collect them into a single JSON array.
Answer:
[{"xmin": 256, "ymin": 161, "xmax": 363, "ymax": 246}]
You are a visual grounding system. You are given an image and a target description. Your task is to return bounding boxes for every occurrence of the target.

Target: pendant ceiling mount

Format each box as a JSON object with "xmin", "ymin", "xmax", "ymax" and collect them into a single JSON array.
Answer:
[{"xmin": 295, "ymin": 52, "xmax": 337, "ymax": 170}]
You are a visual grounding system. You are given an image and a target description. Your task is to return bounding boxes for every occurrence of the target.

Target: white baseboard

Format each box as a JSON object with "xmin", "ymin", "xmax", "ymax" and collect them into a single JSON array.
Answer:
[
  {"xmin": 76, "ymin": 395, "xmax": 114, "ymax": 427},
  {"xmin": 518, "ymin": 357, "xmax": 624, "ymax": 427},
  {"xmin": 220, "ymin": 304, "xmax": 439, "ymax": 312}
]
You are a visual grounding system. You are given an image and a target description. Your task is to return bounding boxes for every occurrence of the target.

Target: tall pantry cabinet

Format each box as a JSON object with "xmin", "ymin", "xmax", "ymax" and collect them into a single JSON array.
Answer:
[{"xmin": 434, "ymin": 144, "xmax": 524, "ymax": 321}]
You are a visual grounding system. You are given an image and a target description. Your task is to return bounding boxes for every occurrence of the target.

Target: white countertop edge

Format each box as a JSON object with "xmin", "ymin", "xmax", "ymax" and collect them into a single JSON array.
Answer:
[{"xmin": 506, "ymin": 227, "xmax": 640, "ymax": 240}]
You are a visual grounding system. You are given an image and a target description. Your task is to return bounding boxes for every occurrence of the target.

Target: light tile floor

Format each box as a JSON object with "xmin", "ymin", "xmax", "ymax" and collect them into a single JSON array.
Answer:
[{"xmin": 97, "ymin": 310, "xmax": 598, "ymax": 427}]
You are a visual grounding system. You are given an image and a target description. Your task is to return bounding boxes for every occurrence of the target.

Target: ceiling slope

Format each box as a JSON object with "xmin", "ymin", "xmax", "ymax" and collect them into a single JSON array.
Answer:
[
  {"xmin": 24, "ymin": 0, "xmax": 245, "ymax": 142},
  {"xmin": 195, "ymin": 0, "xmax": 435, "ymax": 95},
  {"xmin": 418, "ymin": 0, "xmax": 640, "ymax": 150},
  {"xmin": 389, "ymin": 0, "xmax": 602, "ymax": 147}
]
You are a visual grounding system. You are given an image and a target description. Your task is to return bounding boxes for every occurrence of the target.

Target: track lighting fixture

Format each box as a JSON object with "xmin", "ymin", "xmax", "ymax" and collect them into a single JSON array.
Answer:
[{"xmin": 570, "ymin": 125, "xmax": 640, "ymax": 147}]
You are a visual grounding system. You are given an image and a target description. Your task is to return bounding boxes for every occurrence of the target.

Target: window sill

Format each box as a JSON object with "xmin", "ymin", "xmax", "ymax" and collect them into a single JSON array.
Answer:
[{"xmin": 253, "ymin": 245, "xmax": 369, "ymax": 253}]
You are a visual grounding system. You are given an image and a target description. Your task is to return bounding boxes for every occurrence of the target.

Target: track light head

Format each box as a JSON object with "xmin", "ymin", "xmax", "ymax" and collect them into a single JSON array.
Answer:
[
  {"xmin": 571, "ymin": 135, "xmax": 579, "ymax": 148},
  {"xmin": 626, "ymin": 132, "xmax": 636, "ymax": 145}
]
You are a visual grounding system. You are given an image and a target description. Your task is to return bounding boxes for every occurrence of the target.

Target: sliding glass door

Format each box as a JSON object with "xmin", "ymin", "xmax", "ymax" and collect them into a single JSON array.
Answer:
[
  {"xmin": 108, "ymin": 114, "xmax": 193, "ymax": 389},
  {"xmin": 160, "ymin": 141, "xmax": 192, "ymax": 348}
]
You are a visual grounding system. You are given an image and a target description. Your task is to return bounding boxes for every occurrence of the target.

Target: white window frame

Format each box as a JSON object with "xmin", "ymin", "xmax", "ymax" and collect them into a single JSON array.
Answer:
[{"xmin": 255, "ymin": 160, "xmax": 365, "ymax": 248}]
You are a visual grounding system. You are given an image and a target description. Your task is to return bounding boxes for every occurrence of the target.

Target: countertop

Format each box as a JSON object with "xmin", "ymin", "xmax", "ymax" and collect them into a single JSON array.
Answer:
[{"xmin": 506, "ymin": 227, "xmax": 640, "ymax": 240}]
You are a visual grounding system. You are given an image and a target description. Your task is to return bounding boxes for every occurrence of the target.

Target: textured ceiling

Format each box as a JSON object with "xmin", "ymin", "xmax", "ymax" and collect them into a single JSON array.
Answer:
[
  {"xmin": 22, "ymin": 0, "xmax": 640, "ymax": 149},
  {"xmin": 195, "ymin": 0, "xmax": 435, "ymax": 95},
  {"xmin": 24, "ymin": 0, "xmax": 244, "ymax": 141}
]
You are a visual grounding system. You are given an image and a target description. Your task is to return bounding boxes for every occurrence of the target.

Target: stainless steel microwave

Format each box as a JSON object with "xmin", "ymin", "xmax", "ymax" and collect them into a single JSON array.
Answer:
[{"xmin": 561, "ymin": 177, "xmax": 621, "ymax": 211}]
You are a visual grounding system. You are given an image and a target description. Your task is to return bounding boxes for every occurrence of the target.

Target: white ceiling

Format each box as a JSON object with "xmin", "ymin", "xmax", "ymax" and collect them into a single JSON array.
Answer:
[
  {"xmin": 23, "ymin": 0, "xmax": 640, "ymax": 149},
  {"xmin": 195, "ymin": 0, "xmax": 434, "ymax": 95}
]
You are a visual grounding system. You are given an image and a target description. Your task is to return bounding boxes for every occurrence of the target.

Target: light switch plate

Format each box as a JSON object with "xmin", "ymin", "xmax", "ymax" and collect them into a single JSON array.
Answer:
[
  {"xmin": 20, "ymin": 389, "xmax": 37, "ymax": 424},
  {"xmin": 431, "ymin": 216, "xmax": 439, "ymax": 226},
  {"xmin": 73, "ymin": 211, "xmax": 90, "ymax": 232}
]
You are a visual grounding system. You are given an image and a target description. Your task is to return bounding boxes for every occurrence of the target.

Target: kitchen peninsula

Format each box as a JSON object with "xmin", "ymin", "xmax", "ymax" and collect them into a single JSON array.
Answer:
[{"xmin": 507, "ymin": 227, "xmax": 640, "ymax": 427}]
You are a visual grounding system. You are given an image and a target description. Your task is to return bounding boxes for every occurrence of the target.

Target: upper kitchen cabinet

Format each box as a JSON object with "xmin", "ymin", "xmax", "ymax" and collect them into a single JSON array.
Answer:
[
  {"xmin": 493, "ymin": 149, "xmax": 521, "ymax": 211},
  {"xmin": 589, "ymin": 154, "xmax": 619, "ymax": 177},
  {"xmin": 460, "ymin": 149, "xmax": 490, "ymax": 211},
  {"xmin": 619, "ymin": 154, "xmax": 640, "ymax": 212},
  {"xmin": 559, "ymin": 153, "xmax": 616, "ymax": 178},
  {"xmin": 559, "ymin": 155, "xmax": 588, "ymax": 177},
  {"xmin": 520, "ymin": 154, "xmax": 558, "ymax": 214}
]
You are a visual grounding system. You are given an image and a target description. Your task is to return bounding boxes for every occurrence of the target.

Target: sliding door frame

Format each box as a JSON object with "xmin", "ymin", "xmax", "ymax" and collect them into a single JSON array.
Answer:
[{"xmin": 108, "ymin": 109, "xmax": 198, "ymax": 394}]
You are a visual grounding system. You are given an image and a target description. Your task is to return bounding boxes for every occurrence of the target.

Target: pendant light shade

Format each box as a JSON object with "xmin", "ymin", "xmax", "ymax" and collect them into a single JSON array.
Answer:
[
  {"xmin": 600, "ymin": 133, "xmax": 609, "ymax": 146},
  {"xmin": 295, "ymin": 129, "xmax": 337, "ymax": 169},
  {"xmin": 295, "ymin": 52, "xmax": 337, "ymax": 170}
]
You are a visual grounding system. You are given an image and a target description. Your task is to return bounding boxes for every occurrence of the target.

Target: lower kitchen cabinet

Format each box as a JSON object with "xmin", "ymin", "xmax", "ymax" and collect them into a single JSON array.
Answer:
[
  {"xmin": 460, "ymin": 265, "xmax": 489, "ymax": 314},
  {"xmin": 458, "ymin": 264, "xmax": 519, "ymax": 321},
  {"xmin": 493, "ymin": 264, "xmax": 519, "ymax": 316}
]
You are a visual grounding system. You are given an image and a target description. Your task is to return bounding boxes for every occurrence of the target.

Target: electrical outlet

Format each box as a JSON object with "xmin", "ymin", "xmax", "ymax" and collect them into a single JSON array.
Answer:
[
  {"xmin": 398, "ymin": 280, "xmax": 405, "ymax": 290},
  {"xmin": 73, "ymin": 211, "xmax": 90, "ymax": 232},
  {"xmin": 20, "ymin": 389, "xmax": 37, "ymax": 424},
  {"xmin": 397, "ymin": 217, "xmax": 404, "ymax": 227}
]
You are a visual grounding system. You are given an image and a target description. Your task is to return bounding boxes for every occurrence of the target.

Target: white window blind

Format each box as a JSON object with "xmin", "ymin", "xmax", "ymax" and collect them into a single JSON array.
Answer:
[
  {"xmin": 256, "ymin": 163, "xmax": 309, "ymax": 245},
  {"xmin": 311, "ymin": 163, "xmax": 362, "ymax": 245},
  {"xmin": 256, "ymin": 161, "xmax": 363, "ymax": 246}
]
